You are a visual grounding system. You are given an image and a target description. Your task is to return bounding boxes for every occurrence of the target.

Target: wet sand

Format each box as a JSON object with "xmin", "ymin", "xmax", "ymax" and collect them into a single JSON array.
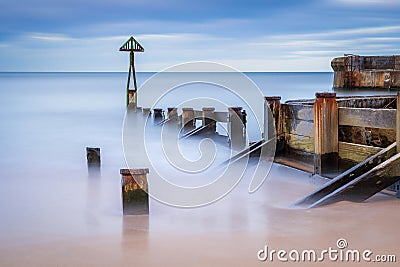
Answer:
[{"xmin": 0, "ymin": 163, "xmax": 398, "ymax": 266}]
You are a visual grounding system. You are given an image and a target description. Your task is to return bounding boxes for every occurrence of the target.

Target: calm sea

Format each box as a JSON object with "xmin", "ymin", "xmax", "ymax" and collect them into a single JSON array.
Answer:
[{"xmin": 0, "ymin": 72, "xmax": 397, "ymax": 248}]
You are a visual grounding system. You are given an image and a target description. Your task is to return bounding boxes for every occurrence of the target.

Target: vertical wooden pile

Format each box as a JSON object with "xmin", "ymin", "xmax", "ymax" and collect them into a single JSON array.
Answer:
[
  {"xmin": 314, "ymin": 93, "xmax": 338, "ymax": 176},
  {"xmin": 120, "ymin": 168, "xmax": 149, "ymax": 215}
]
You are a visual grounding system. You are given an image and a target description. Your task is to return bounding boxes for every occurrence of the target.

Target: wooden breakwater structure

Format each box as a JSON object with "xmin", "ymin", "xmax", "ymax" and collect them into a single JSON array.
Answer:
[
  {"xmin": 271, "ymin": 93, "xmax": 399, "ymax": 174},
  {"xmin": 269, "ymin": 92, "xmax": 400, "ymax": 206},
  {"xmin": 132, "ymin": 105, "xmax": 249, "ymax": 151},
  {"xmin": 124, "ymin": 92, "xmax": 400, "ymax": 208},
  {"xmin": 119, "ymin": 37, "xmax": 399, "ymax": 208},
  {"xmin": 331, "ymin": 54, "xmax": 400, "ymax": 89}
]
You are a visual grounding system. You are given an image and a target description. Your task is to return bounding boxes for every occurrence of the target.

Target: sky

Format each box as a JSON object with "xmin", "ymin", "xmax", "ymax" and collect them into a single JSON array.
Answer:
[{"xmin": 0, "ymin": 0, "xmax": 400, "ymax": 72}]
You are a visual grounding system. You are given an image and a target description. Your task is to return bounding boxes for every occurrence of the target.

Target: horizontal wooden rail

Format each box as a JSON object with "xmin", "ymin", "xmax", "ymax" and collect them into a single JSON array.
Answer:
[
  {"xmin": 338, "ymin": 141, "xmax": 383, "ymax": 162},
  {"xmin": 338, "ymin": 107, "xmax": 396, "ymax": 129},
  {"xmin": 214, "ymin": 112, "xmax": 228, "ymax": 122}
]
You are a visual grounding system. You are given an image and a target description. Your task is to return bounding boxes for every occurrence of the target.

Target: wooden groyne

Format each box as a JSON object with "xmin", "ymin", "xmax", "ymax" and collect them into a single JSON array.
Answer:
[
  {"xmin": 119, "ymin": 37, "xmax": 399, "ymax": 207},
  {"xmin": 124, "ymin": 92, "xmax": 400, "ymax": 206},
  {"xmin": 269, "ymin": 92, "xmax": 400, "ymax": 206},
  {"xmin": 331, "ymin": 54, "xmax": 400, "ymax": 89},
  {"xmin": 272, "ymin": 93, "xmax": 399, "ymax": 174}
]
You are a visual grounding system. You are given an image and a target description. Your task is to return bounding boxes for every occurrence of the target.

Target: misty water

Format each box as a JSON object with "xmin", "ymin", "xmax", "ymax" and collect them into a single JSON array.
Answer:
[{"xmin": 0, "ymin": 72, "xmax": 398, "ymax": 266}]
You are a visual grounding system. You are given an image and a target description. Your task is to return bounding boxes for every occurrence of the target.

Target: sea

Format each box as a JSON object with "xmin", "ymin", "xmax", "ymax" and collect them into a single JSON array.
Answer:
[{"xmin": 0, "ymin": 72, "xmax": 398, "ymax": 266}]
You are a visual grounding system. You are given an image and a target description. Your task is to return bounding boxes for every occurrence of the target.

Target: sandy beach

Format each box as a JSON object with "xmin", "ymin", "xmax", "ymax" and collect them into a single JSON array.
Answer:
[{"xmin": 0, "ymin": 161, "xmax": 398, "ymax": 267}]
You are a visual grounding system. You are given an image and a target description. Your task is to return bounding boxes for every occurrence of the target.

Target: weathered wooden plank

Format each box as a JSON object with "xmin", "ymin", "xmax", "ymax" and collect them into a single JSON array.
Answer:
[
  {"xmin": 214, "ymin": 111, "xmax": 228, "ymax": 122},
  {"xmin": 338, "ymin": 107, "xmax": 396, "ymax": 129},
  {"xmin": 337, "ymin": 96, "xmax": 396, "ymax": 108},
  {"xmin": 311, "ymin": 152, "xmax": 400, "ymax": 207},
  {"xmin": 338, "ymin": 126, "xmax": 395, "ymax": 147},
  {"xmin": 281, "ymin": 104, "xmax": 314, "ymax": 122},
  {"xmin": 274, "ymin": 156, "xmax": 314, "ymax": 173},
  {"xmin": 338, "ymin": 141, "xmax": 383, "ymax": 163},
  {"xmin": 397, "ymin": 93, "xmax": 400, "ymax": 153},
  {"xmin": 293, "ymin": 142, "xmax": 397, "ymax": 208},
  {"xmin": 193, "ymin": 110, "xmax": 203, "ymax": 119},
  {"xmin": 285, "ymin": 133, "xmax": 314, "ymax": 153},
  {"xmin": 282, "ymin": 118, "xmax": 314, "ymax": 137}
]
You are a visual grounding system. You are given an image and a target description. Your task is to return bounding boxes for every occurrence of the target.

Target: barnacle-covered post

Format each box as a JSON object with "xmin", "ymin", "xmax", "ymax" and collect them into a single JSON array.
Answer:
[
  {"xmin": 119, "ymin": 36, "xmax": 144, "ymax": 108},
  {"xmin": 120, "ymin": 168, "xmax": 149, "ymax": 215}
]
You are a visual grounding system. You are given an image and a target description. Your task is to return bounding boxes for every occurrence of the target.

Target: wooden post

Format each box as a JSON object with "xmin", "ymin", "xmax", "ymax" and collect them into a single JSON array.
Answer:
[
  {"xmin": 127, "ymin": 90, "xmax": 136, "ymax": 108},
  {"xmin": 86, "ymin": 147, "xmax": 100, "ymax": 175},
  {"xmin": 228, "ymin": 107, "xmax": 246, "ymax": 151},
  {"xmin": 397, "ymin": 92, "xmax": 400, "ymax": 153},
  {"xmin": 202, "ymin": 107, "xmax": 216, "ymax": 134},
  {"xmin": 167, "ymin": 107, "xmax": 178, "ymax": 121},
  {"xmin": 153, "ymin": 108, "xmax": 164, "ymax": 123},
  {"xmin": 182, "ymin": 108, "xmax": 195, "ymax": 132},
  {"xmin": 142, "ymin": 108, "xmax": 151, "ymax": 116},
  {"xmin": 314, "ymin": 92, "xmax": 339, "ymax": 176},
  {"xmin": 120, "ymin": 169, "xmax": 149, "ymax": 215},
  {"xmin": 265, "ymin": 96, "xmax": 283, "ymax": 152},
  {"xmin": 265, "ymin": 96, "xmax": 281, "ymax": 139}
]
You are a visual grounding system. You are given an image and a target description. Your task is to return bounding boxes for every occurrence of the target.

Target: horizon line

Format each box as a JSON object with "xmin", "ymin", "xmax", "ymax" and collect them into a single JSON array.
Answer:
[{"xmin": 0, "ymin": 71, "xmax": 334, "ymax": 74}]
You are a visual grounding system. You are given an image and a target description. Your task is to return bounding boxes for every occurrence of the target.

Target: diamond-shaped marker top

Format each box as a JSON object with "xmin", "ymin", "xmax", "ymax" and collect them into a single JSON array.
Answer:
[{"xmin": 119, "ymin": 36, "xmax": 144, "ymax": 52}]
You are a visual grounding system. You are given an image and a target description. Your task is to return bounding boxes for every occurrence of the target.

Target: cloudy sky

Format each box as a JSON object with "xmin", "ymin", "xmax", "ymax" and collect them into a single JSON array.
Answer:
[{"xmin": 0, "ymin": 0, "xmax": 399, "ymax": 72}]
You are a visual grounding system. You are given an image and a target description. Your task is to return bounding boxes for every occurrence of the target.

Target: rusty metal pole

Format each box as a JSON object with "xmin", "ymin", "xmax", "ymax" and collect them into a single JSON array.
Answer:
[
  {"xmin": 131, "ymin": 51, "xmax": 138, "ymax": 107},
  {"xmin": 314, "ymin": 92, "xmax": 338, "ymax": 176},
  {"xmin": 120, "ymin": 169, "xmax": 149, "ymax": 215},
  {"xmin": 397, "ymin": 92, "xmax": 400, "ymax": 153},
  {"xmin": 126, "ymin": 54, "xmax": 132, "ymax": 107},
  {"xmin": 119, "ymin": 36, "xmax": 144, "ymax": 108}
]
